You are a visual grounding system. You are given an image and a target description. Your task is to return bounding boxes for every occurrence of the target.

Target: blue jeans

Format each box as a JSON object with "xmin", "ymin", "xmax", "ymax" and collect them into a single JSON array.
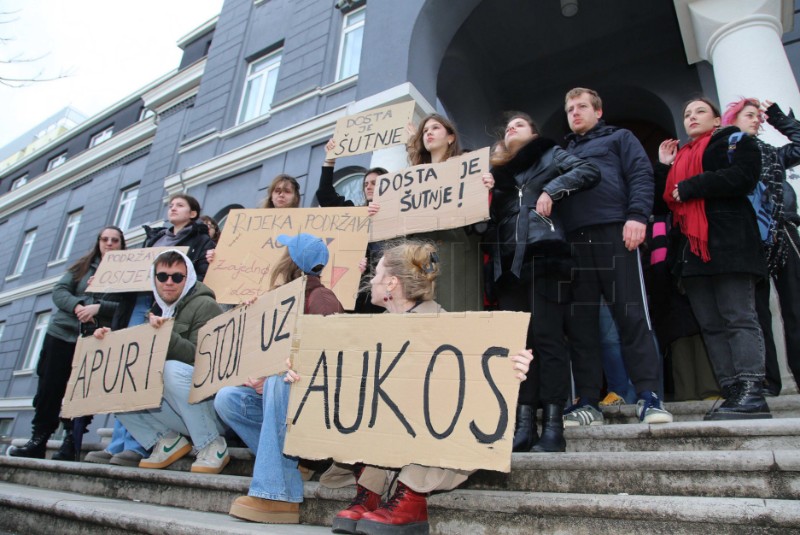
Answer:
[
  {"xmin": 117, "ymin": 360, "xmax": 225, "ymax": 451},
  {"xmin": 683, "ymin": 274, "xmax": 765, "ymax": 388},
  {"xmin": 106, "ymin": 419, "xmax": 148, "ymax": 456},
  {"xmin": 599, "ymin": 304, "xmax": 637, "ymax": 404},
  {"xmin": 214, "ymin": 376, "xmax": 303, "ymax": 502}
]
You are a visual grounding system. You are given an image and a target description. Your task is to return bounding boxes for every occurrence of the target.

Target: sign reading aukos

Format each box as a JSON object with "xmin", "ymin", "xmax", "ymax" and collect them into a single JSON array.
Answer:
[{"xmin": 284, "ymin": 311, "xmax": 529, "ymax": 473}]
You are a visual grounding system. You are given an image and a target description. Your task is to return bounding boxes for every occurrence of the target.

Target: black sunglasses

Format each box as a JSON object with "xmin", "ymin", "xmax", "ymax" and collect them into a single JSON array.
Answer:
[{"xmin": 155, "ymin": 272, "xmax": 186, "ymax": 283}]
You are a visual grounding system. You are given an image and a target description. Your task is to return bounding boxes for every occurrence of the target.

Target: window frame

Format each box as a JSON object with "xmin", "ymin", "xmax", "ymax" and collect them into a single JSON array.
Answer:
[
  {"xmin": 21, "ymin": 311, "xmax": 50, "ymax": 370},
  {"xmin": 54, "ymin": 210, "xmax": 83, "ymax": 262},
  {"xmin": 236, "ymin": 49, "xmax": 283, "ymax": 124},
  {"xmin": 10, "ymin": 174, "xmax": 28, "ymax": 190},
  {"xmin": 335, "ymin": 6, "xmax": 366, "ymax": 81},
  {"xmin": 46, "ymin": 152, "xmax": 68, "ymax": 171},
  {"xmin": 89, "ymin": 126, "xmax": 114, "ymax": 148},
  {"xmin": 113, "ymin": 186, "xmax": 139, "ymax": 232},
  {"xmin": 12, "ymin": 229, "xmax": 37, "ymax": 277}
]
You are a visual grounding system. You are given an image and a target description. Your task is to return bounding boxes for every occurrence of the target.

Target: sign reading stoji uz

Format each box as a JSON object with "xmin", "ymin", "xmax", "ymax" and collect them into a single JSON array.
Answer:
[{"xmin": 189, "ymin": 277, "xmax": 306, "ymax": 403}]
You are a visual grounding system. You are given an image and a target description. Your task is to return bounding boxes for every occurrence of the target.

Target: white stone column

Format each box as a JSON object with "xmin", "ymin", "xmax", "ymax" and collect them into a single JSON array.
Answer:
[{"xmin": 675, "ymin": 0, "xmax": 800, "ymax": 146}]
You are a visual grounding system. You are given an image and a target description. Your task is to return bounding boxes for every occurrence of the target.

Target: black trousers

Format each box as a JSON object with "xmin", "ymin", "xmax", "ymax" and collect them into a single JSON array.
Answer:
[
  {"xmin": 757, "ymin": 224, "xmax": 800, "ymax": 391},
  {"xmin": 31, "ymin": 333, "xmax": 76, "ymax": 435},
  {"xmin": 566, "ymin": 223, "xmax": 661, "ymax": 402},
  {"xmin": 495, "ymin": 268, "xmax": 571, "ymax": 406}
]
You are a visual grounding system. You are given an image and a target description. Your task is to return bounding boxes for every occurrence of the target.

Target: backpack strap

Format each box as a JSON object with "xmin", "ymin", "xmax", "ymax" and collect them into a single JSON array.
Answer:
[{"xmin": 727, "ymin": 131, "xmax": 746, "ymax": 163}]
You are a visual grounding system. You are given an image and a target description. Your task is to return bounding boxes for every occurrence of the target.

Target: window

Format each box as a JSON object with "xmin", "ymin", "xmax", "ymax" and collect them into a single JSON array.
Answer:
[
  {"xmin": 237, "ymin": 50, "xmax": 282, "ymax": 124},
  {"xmin": 114, "ymin": 186, "xmax": 139, "ymax": 232},
  {"xmin": 139, "ymin": 107, "xmax": 155, "ymax": 121},
  {"xmin": 22, "ymin": 312, "xmax": 50, "ymax": 370},
  {"xmin": 334, "ymin": 171, "xmax": 366, "ymax": 206},
  {"xmin": 336, "ymin": 7, "xmax": 365, "ymax": 80},
  {"xmin": 0, "ymin": 322, "xmax": 5, "ymax": 343},
  {"xmin": 10, "ymin": 175, "xmax": 28, "ymax": 190},
  {"xmin": 55, "ymin": 211, "xmax": 82, "ymax": 261},
  {"xmin": 12, "ymin": 229, "xmax": 36, "ymax": 276},
  {"xmin": 89, "ymin": 127, "xmax": 114, "ymax": 147},
  {"xmin": 47, "ymin": 152, "xmax": 68, "ymax": 171}
]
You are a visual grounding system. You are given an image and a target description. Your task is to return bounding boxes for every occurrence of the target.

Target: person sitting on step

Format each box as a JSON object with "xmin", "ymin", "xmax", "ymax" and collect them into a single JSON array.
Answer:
[{"xmin": 96, "ymin": 249, "xmax": 228, "ymax": 472}]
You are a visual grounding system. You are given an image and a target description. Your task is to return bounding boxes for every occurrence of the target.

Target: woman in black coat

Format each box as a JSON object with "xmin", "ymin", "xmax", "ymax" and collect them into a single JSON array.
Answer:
[
  {"xmin": 657, "ymin": 97, "xmax": 768, "ymax": 420},
  {"xmin": 487, "ymin": 112, "xmax": 599, "ymax": 452}
]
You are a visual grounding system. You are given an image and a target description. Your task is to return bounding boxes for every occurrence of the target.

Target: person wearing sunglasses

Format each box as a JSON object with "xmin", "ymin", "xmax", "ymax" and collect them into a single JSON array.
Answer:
[
  {"xmin": 9, "ymin": 227, "xmax": 126, "ymax": 460},
  {"xmin": 98, "ymin": 249, "xmax": 228, "ymax": 473}
]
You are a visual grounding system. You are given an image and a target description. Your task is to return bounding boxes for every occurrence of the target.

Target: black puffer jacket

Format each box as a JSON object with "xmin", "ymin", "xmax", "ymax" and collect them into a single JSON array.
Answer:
[
  {"xmin": 562, "ymin": 121, "xmax": 654, "ymax": 232},
  {"xmin": 143, "ymin": 221, "xmax": 215, "ymax": 281},
  {"xmin": 655, "ymin": 126, "xmax": 766, "ymax": 278},
  {"xmin": 490, "ymin": 137, "xmax": 600, "ymax": 279}
]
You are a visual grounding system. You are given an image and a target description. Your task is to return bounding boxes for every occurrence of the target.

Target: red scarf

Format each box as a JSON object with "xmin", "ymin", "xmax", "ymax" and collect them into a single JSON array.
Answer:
[{"xmin": 663, "ymin": 131, "xmax": 712, "ymax": 262}]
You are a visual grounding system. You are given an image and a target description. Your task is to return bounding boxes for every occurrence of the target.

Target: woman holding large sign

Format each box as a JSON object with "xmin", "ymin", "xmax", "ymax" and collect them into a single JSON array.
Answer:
[
  {"xmin": 9, "ymin": 226, "xmax": 126, "ymax": 460},
  {"xmin": 316, "ymin": 240, "xmax": 533, "ymax": 535},
  {"xmin": 404, "ymin": 114, "xmax": 483, "ymax": 313},
  {"xmin": 214, "ymin": 233, "xmax": 345, "ymax": 524},
  {"xmin": 487, "ymin": 112, "xmax": 599, "ymax": 452}
]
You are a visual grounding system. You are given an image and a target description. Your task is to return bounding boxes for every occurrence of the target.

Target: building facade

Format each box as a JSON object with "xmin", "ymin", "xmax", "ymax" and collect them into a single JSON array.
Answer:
[{"xmin": 1, "ymin": 0, "xmax": 799, "ymax": 440}]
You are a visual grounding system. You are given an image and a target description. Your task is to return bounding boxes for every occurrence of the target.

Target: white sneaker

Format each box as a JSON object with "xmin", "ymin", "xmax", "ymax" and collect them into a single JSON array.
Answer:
[
  {"xmin": 191, "ymin": 436, "xmax": 229, "ymax": 474},
  {"xmin": 139, "ymin": 432, "xmax": 192, "ymax": 469}
]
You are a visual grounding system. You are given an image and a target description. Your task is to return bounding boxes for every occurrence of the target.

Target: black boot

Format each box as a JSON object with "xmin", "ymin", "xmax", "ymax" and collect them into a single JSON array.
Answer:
[
  {"xmin": 512, "ymin": 405, "xmax": 538, "ymax": 452},
  {"xmin": 8, "ymin": 431, "xmax": 51, "ymax": 459},
  {"xmin": 531, "ymin": 404, "xmax": 566, "ymax": 452},
  {"xmin": 706, "ymin": 380, "xmax": 772, "ymax": 420},
  {"xmin": 52, "ymin": 428, "xmax": 77, "ymax": 461}
]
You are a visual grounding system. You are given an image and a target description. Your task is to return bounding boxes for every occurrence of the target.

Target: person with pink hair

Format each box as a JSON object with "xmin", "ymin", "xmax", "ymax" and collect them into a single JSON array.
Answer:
[{"xmin": 723, "ymin": 97, "xmax": 800, "ymax": 394}]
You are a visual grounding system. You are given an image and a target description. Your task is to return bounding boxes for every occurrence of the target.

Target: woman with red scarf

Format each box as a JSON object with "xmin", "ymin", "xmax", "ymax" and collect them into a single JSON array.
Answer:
[{"xmin": 656, "ymin": 97, "xmax": 769, "ymax": 420}]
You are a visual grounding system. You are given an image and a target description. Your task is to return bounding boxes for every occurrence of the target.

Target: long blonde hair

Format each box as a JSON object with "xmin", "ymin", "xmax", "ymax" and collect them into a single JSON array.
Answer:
[{"xmin": 269, "ymin": 250, "xmax": 303, "ymax": 290}]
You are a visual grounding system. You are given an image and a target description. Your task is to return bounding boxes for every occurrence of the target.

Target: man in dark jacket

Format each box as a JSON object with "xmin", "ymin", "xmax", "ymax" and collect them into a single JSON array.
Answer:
[
  {"xmin": 561, "ymin": 87, "xmax": 672, "ymax": 425},
  {"xmin": 111, "ymin": 250, "xmax": 227, "ymax": 473}
]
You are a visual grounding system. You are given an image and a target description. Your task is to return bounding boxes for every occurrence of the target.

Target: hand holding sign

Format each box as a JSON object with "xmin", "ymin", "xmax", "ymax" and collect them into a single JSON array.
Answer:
[
  {"xmin": 326, "ymin": 101, "xmax": 416, "ymax": 160},
  {"xmin": 285, "ymin": 311, "xmax": 530, "ymax": 473},
  {"xmin": 370, "ymin": 147, "xmax": 491, "ymax": 241},
  {"xmin": 61, "ymin": 321, "xmax": 173, "ymax": 418}
]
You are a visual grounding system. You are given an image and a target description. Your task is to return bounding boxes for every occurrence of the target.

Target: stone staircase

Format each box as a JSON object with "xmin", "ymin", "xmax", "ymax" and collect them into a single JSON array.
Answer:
[{"xmin": 1, "ymin": 398, "xmax": 800, "ymax": 534}]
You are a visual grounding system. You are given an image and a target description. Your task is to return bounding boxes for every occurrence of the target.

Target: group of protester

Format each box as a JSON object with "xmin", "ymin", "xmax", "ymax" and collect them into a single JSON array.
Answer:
[{"xmin": 7, "ymin": 86, "xmax": 800, "ymax": 535}]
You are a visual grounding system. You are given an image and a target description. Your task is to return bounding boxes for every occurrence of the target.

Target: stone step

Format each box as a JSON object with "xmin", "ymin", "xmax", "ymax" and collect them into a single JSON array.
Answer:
[
  {"xmin": 2, "ymin": 474, "xmax": 799, "ymax": 534},
  {"xmin": 564, "ymin": 418, "xmax": 800, "ymax": 452},
  {"xmin": 0, "ymin": 481, "xmax": 329, "ymax": 535},
  {"xmin": 3, "ymin": 443, "xmax": 798, "ymax": 508},
  {"xmin": 601, "ymin": 394, "xmax": 800, "ymax": 423}
]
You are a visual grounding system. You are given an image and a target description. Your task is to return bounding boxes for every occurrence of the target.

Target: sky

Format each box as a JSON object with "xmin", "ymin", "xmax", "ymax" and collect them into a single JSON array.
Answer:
[{"xmin": 0, "ymin": 0, "xmax": 224, "ymax": 149}]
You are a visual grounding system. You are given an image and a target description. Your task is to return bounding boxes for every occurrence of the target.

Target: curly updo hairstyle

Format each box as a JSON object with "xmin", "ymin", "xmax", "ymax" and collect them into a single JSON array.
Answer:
[{"xmin": 381, "ymin": 240, "xmax": 440, "ymax": 302}]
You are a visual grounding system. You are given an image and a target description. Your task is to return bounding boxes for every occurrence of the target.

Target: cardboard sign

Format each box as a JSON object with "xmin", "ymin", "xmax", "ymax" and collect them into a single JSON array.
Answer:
[
  {"xmin": 60, "ymin": 321, "xmax": 173, "ymax": 418},
  {"xmin": 370, "ymin": 147, "xmax": 491, "ymax": 241},
  {"xmin": 284, "ymin": 311, "xmax": 530, "ymax": 473},
  {"xmin": 202, "ymin": 207, "xmax": 370, "ymax": 308},
  {"xmin": 326, "ymin": 101, "xmax": 416, "ymax": 159},
  {"xmin": 87, "ymin": 247, "xmax": 190, "ymax": 293},
  {"xmin": 189, "ymin": 277, "xmax": 306, "ymax": 403}
]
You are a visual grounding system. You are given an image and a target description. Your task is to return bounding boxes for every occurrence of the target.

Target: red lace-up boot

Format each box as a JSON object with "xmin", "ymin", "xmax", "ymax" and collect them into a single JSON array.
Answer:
[
  {"xmin": 331, "ymin": 473, "xmax": 382, "ymax": 534},
  {"xmin": 355, "ymin": 481, "xmax": 429, "ymax": 535}
]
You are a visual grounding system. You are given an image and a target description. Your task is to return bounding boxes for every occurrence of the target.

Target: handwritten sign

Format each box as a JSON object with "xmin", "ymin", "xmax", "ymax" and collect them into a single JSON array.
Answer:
[
  {"xmin": 87, "ymin": 247, "xmax": 190, "ymax": 293},
  {"xmin": 189, "ymin": 277, "xmax": 305, "ymax": 403},
  {"xmin": 203, "ymin": 207, "xmax": 370, "ymax": 308},
  {"xmin": 326, "ymin": 101, "xmax": 415, "ymax": 159},
  {"xmin": 284, "ymin": 311, "xmax": 530, "ymax": 473},
  {"xmin": 370, "ymin": 147, "xmax": 490, "ymax": 241},
  {"xmin": 61, "ymin": 321, "xmax": 173, "ymax": 418}
]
